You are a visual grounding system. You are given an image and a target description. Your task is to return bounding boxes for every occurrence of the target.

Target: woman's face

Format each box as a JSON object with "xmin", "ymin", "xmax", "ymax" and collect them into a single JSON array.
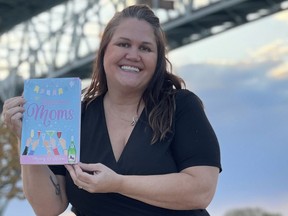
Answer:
[{"xmin": 103, "ymin": 18, "xmax": 158, "ymax": 95}]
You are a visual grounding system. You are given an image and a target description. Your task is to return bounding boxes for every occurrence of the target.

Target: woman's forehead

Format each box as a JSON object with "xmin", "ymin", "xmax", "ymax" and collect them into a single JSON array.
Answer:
[{"xmin": 112, "ymin": 18, "xmax": 156, "ymax": 44}]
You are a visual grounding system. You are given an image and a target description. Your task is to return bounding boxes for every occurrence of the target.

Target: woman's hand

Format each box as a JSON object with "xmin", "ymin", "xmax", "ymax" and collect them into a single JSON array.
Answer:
[
  {"xmin": 2, "ymin": 96, "xmax": 25, "ymax": 138},
  {"xmin": 65, "ymin": 162, "xmax": 123, "ymax": 193}
]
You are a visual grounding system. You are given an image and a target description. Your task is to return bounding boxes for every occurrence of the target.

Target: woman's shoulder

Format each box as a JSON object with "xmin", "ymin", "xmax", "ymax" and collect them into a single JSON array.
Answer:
[
  {"xmin": 81, "ymin": 94, "xmax": 104, "ymax": 115},
  {"xmin": 174, "ymin": 89, "xmax": 203, "ymax": 106}
]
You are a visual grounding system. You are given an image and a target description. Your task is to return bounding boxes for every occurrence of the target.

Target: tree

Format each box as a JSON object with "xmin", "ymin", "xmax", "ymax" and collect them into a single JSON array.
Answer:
[
  {"xmin": 0, "ymin": 119, "xmax": 24, "ymax": 216},
  {"xmin": 224, "ymin": 207, "xmax": 282, "ymax": 216}
]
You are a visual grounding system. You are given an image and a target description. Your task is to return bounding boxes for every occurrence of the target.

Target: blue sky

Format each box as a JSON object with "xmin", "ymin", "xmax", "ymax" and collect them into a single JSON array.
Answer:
[
  {"xmin": 5, "ymin": 10, "xmax": 288, "ymax": 216},
  {"xmin": 169, "ymin": 10, "xmax": 288, "ymax": 216}
]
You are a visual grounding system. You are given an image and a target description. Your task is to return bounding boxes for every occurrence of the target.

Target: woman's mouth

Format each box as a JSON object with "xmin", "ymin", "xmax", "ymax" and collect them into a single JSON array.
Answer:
[{"xmin": 120, "ymin": 65, "xmax": 140, "ymax": 73}]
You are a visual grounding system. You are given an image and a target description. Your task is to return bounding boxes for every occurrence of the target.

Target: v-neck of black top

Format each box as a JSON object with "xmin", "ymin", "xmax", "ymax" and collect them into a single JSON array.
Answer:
[{"xmin": 100, "ymin": 96, "xmax": 145, "ymax": 164}]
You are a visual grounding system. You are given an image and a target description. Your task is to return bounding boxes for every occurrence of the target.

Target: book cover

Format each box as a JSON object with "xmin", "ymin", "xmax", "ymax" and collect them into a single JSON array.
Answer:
[{"xmin": 20, "ymin": 77, "xmax": 81, "ymax": 164}]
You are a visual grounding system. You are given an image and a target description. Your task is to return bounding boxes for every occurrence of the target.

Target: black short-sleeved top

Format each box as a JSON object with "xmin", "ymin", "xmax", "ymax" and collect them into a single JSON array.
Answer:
[{"xmin": 49, "ymin": 89, "xmax": 221, "ymax": 216}]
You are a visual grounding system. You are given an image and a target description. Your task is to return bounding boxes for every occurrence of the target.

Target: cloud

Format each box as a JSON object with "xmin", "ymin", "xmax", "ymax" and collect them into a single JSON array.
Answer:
[
  {"xmin": 178, "ymin": 60, "xmax": 281, "ymax": 92},
  {"xmin": 268, "ymin": 61, "xmax": 288, "ymax": 79},
  {"xmin": 274, "ymin": 9, "xmax": 288, "ymax": 22},
  {"xmin": 177, "ymin": 58, "xmax": 288, "ymax": 134},
  {"xmin": 175, "ymin": 38, "xmax": 288, "ymax": 81},
  {"xmin": 246, "ymin": 39, "xmax": 288, "ymax": 79},
  {"xmin": 248, "ymin": 39, "xmax": 288, "ymax": 62}
]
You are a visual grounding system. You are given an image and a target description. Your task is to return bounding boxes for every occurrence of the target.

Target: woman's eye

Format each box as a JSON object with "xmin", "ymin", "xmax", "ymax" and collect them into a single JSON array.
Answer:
[
  {"xmin": 140, "ymin": 46, "xmax": 151, "ymax": 52},
  {"xmin": 118, "ymin": 43, "xmax": 129, "ymax": 48}
]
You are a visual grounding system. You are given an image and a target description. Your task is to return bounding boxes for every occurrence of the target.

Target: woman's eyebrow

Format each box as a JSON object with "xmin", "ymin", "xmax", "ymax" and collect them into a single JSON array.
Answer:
[{"xmin": 118, "ymin": 37, "xmax": 155, "ymax": 46}]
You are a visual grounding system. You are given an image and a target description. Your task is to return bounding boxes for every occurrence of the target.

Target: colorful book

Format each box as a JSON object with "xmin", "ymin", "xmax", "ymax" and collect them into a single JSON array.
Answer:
[{"xmin": 20, "ymin": 77, "xmax": 81, "ymax": 164}]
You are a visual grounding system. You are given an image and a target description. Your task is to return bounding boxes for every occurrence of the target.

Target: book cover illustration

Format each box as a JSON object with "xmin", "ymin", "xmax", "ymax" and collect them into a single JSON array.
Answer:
[{"xmin": 20, "ymin": 78, "xmax": 81, "ymax": 164}]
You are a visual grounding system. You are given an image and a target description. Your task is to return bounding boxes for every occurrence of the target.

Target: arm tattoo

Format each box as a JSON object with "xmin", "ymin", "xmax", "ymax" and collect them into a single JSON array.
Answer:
[{"xmin": 49, "ymin": 176, "xmax": 61, "ymax": 195}]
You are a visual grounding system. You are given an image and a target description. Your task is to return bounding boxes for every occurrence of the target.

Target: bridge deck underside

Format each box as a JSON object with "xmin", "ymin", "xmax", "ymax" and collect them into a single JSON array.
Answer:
[
  {"xmin": 0, "ymin": 0, "xmax": 68, "ymax": 34},
  {"xmin": 165, "ymin": 0, "xmax": 286, "ymax": 49}
]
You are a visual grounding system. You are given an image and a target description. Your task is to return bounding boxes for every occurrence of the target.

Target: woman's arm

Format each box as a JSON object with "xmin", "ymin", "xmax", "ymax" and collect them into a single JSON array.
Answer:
[
  {"xmin": 2, "ymin": 96, "xmax": 69, "ymax": 215},
  {"xmin": 66, "ymin": 163, "xmax": 219, "ymax": 210},
  {"xmin": 118, "ymin": 166, "xmax": 219, "ymax": 210},
  {"xmin": 22, "ymin": 165, "xmax": 68, "ymax": 216}
]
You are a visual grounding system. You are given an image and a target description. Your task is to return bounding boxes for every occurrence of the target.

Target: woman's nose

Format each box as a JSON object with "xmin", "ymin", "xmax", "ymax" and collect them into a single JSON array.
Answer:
[{"xmin": 125, "ymin": 48, "xmax": 141, "ymax": 61}]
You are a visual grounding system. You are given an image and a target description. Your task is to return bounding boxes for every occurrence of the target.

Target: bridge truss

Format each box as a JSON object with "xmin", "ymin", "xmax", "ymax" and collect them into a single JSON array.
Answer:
[{"xmin": 0, "ymin": 0, "xmax": 288, "ymax": 109}]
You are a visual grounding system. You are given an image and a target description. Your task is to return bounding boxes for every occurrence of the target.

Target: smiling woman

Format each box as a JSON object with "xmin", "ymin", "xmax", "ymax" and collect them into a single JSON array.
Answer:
[
  {"xmin": 103, "ymin": 18, "xmax": 157, "ymax": 93},
  {"xmin": 2, "ymin": 4, "xmax": 221, "ymax": 216}
]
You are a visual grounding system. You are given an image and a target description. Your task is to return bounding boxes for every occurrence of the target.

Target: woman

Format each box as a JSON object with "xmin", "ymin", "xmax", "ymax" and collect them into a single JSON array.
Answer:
[{"xmin": 2, "ymin": 4, "xmax": 221, "ymax": 216}]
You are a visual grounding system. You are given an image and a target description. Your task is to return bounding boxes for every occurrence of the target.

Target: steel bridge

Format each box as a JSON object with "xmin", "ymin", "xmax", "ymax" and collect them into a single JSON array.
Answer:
[{"xmin": 0, "ymin": 0, "xmax": 288, "ymax": 111}]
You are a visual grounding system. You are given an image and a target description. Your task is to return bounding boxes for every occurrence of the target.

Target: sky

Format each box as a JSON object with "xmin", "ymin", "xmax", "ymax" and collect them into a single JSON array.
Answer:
[
  {"xmin": 4, "ymin": 8, "xmax": 288, "ymax": 216},
  {"xmin": 169, "ymin": 10, "xmax": 288, "ymax": 216}
]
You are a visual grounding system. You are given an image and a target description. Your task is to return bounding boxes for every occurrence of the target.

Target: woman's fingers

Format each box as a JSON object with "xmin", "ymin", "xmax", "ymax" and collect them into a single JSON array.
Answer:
[
  {"xmin": 65, "ymin": 164, "xmax": 89, "ymax": 190},
  {"xmin": 2, "ymin": 96, "xmax": 25, "ymax": 138},
  {"xmin": 3, "ymin": 96, "xmax": 25, "ymax": 112},
  {"xmin": 65, "ymin": 163, "xmax": 121, "ymax": 193},
  {"xmin": 78, "ymin": 162, "xmax": 104, "ymax": 174},
  {"xmin": 64, "ymin": 165, "xmax": 79, "ymax": 186},
  {"xmin": 3, "ymin": 97, "xmax": 25, "ymax": 121}
]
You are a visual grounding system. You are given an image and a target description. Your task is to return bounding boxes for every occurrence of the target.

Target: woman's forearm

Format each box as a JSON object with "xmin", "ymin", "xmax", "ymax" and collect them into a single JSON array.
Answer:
[
  {"xmin": 21, "ymin": 165, "xmax": 68, "ymax": 216},
  {"xmin": 117, "ymin": 166, "xmax": 219, "ymax": 210}
]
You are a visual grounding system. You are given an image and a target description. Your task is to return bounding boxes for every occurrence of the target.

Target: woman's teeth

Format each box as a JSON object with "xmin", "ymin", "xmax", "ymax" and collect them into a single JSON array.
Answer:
[{"xmin": 121, "ymin": 65, "xmax": 140, "ymax": 73}]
